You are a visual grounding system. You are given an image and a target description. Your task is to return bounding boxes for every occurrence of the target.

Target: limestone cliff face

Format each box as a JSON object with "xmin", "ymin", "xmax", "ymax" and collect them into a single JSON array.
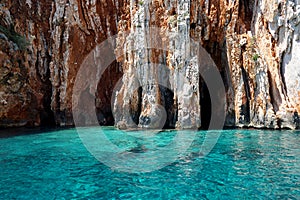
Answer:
[
  {"xmin": 0, "ymin": 0, "xmax": 299, "ymax": 129},
  {"xmin": 0, "ymin": 0, "xmax": 122, "ymax": 127}
]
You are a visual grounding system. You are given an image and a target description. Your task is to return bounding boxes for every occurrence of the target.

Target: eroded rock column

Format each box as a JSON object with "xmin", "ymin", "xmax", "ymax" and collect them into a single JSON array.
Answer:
[{"xmin": 114, "ymin": 0, "xmax": 201, "ymax": 129}]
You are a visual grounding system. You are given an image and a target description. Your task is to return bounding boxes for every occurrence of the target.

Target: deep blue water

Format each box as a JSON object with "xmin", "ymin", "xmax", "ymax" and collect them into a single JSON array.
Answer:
[{"xmin": 0, "ymin": 127, "xmax": 300, "ymax": 199}]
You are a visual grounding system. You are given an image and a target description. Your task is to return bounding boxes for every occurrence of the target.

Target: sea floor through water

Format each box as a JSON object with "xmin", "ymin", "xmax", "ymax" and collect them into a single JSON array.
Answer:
[{"xmin": 0, "ymin": 127, "xmax": 299, "ymax": 199}]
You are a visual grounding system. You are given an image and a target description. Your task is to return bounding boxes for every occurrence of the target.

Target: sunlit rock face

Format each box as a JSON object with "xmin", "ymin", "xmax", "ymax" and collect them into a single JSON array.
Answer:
[
  {"xmin": 252, "ymin": 0, "xmax": 300, "ymax": 129},
  {"xmin": 0, "ymin": 0, "xmax": 299, "ymax": 129},
  {"xmin": 113, "ymin": 0, "xmax": 202, "ymax": 129}
]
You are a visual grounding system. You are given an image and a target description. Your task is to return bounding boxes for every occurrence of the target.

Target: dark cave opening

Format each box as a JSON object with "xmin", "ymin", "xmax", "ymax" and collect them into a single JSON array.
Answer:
[
  {"xmin": 95, "ymin": 61, "xmax": 123, "ymax": 126},
  {"xmin": 159, "ymin": 85, "xmax": 176, "ymax": 129},
  {"xmin": 96, "ymin": 108, "xmax": 115, "ymax": 126},
  {"xmin": 37, "ymin": 50, "xmax": 56, "ymax": 127},
  {"xmin": 130, "ymin": 85, "xmax": 176, "ymax": 129},
  {"xmin": 241, "ymin": 67, "xmax": 251, "ymax": 123},
  {"xmin": 130, "ymin": 86, "xmax": 143, "ymax": 125},
  {"xmin": 40, "ymin": 90, "xmax": 55, "ymax": 127},
  {"xmin": 200, "ymin": 80, "xmax": 212, "ymax": 130}
]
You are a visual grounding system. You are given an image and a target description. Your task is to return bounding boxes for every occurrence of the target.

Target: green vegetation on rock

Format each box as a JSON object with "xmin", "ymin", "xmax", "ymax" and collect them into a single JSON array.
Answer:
[{"xmin": 0, "ymin": 24, "xmax": 29, "ymax": 51}]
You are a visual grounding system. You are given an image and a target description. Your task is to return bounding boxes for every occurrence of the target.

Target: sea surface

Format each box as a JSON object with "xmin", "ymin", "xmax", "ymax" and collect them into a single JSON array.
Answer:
[{"xmin": 0, "ymin": 127, "xmax": 299, "ymax": 199}]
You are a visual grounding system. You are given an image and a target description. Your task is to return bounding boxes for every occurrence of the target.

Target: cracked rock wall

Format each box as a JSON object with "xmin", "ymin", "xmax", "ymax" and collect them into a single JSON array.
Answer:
[
  {"xmin": 0, "ymin": 0, "xmax": 299, "ymax": 129},
  {"xmin": 0, "ymin": 0, "xmax": 123, "ymax": 127}
]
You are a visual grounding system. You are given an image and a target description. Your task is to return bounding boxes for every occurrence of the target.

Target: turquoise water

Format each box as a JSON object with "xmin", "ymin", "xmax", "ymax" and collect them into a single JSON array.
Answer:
[{"xmin": 0, "ymin": 127, "xmax": 300, "ymax": 199}]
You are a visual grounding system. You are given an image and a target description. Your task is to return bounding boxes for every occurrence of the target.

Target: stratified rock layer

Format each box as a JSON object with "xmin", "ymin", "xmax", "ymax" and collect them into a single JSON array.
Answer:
[{"xmin": 0, "ymin": 0, "xmax": 299, "ymax": 129}]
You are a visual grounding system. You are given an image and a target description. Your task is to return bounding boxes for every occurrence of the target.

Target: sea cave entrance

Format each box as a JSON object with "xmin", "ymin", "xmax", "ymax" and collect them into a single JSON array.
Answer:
[
  {"xmin": 95, "ymin": 61, "xmax": 123, "ymax": 126},
  {"xmin": 129, "ymin": 85, "xmax": 176, "ymax": 129},
  {"xmin": 200, "ymin": 80, "xmax": 212, "ymax": 130}
]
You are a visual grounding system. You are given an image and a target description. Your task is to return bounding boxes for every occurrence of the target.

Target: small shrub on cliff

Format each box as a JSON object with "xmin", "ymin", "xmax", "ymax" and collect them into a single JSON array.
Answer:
[
  {"xmin": 252, "ymin": 53, "xmax": 259, "ymax": 62},
  {"xmin": 0, "ymin": 24, "xmax": 29, "ymax": 51}
]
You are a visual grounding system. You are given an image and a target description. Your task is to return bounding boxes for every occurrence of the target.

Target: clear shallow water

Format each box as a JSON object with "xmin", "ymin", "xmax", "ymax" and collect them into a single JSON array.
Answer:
[{"xmin": 0, "ymin": 127, "xmax": 300, "ymax": 199}]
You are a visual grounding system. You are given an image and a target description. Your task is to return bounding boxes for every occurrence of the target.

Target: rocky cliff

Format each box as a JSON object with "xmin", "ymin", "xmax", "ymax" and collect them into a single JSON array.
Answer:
[{"xmin": 0, "ymin": 0, "xmax": 299, "ymax": 129}]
